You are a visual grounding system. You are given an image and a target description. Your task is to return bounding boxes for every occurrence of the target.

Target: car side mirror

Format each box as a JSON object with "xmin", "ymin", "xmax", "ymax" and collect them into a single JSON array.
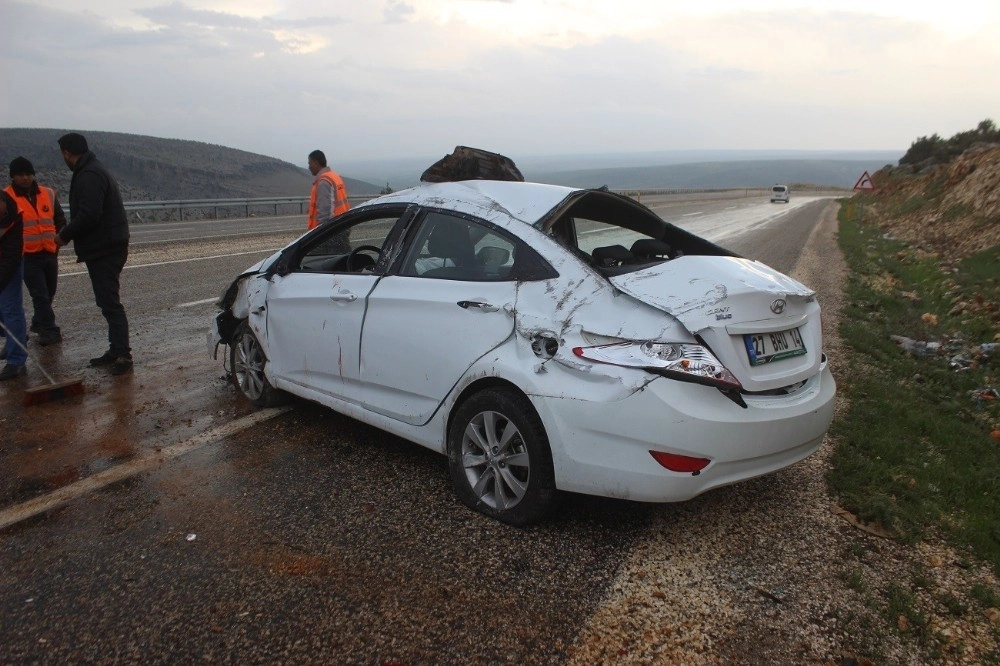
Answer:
[{"xmin": 266, "ymin": 252, "xmax": 293, "ymax": 279}]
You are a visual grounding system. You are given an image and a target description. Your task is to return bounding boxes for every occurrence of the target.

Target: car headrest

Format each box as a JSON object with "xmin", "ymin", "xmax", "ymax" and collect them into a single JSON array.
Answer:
[
  {"xmin": 630, "ymin": 238, "xmax": 673, "ymax": 258},
  {"xmin": 592, "ymin": 244, "xmax": 632, "ymax": 266}
]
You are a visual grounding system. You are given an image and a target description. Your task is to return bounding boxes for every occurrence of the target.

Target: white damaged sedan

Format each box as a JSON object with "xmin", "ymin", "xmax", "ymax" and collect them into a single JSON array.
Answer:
[{"xmin": 209, "ymin": 180, "xmax": 835, "ymax": 525}]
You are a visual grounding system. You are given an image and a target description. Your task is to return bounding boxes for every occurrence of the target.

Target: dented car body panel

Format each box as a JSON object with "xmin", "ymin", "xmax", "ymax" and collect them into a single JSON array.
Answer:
[{"xmin": 210, "ymin": 180, "xmax": 835, "ymax": 514}]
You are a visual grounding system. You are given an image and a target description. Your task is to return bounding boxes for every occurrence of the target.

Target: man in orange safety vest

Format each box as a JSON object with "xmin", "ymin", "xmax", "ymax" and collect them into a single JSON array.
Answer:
[
  {"xmin": 306, "ymin": 149, "xmax": 350, "ymax": 230},
  {"xmin": 5, "ymin": 157, "xmax": 66, "ymax": 346}
]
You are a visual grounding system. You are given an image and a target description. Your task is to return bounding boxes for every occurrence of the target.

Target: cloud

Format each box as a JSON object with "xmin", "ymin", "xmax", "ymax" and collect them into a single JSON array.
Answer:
[
  {"xmin": 138, "ymin": 2, "xmax": 260, "ymax": 29},
  {"xmin": 0, "ymin": 0, "xmax": 997, "ymax": 163},
  {"xmin": 384, "ymin": 1, "xmax": 416, "ymax": 24}
]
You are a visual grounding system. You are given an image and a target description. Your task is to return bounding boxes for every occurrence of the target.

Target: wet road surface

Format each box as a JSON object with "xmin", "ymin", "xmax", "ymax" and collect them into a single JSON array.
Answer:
[
  {"xmin": 0, "ymin": 194, "xmax": 836, "ymax": 663},
  {"xmin": 2, "ymin": 402, "xmax": 657, "ymax": 663}
]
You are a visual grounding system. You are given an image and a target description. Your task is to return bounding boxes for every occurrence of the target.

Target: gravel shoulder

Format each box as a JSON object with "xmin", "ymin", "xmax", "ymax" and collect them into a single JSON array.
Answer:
[{"xmin": 565, "ymin": 201, "xmax": 1000, "ymax": 665}]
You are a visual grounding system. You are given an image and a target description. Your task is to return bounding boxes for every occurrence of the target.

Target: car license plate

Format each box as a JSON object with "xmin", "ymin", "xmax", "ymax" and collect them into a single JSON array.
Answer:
[{"xmin": 744, "ymin": 328, "xmax": 806, "ymax": 366}]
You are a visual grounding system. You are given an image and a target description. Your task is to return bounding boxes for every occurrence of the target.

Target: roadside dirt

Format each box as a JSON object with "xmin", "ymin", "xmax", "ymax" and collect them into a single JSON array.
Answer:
[{"xmin": 565, "ymin": 202, "xmax": 1000, "ymax": 665}]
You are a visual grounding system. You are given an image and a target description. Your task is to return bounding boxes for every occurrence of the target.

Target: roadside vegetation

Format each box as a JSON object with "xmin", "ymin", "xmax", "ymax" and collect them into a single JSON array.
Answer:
[
  {"xmin": 830, "ymin": 200, "xmax": 999, "ymax": 566},
  {"xmin": 828, "ymin": 197, "xmax": 1000, "ymax": 660},
  {"xmin": 899, "ymin": 118, "xmax": 1000, "ymax": 169}
]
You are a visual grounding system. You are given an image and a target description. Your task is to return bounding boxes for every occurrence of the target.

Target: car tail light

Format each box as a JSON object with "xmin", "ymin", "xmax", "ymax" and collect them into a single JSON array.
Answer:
[
  {"xmin": 649, "ymin": 450, "xmax": 711, "ymax": 473},
  {"xmin": 572, "ymin": 341, "xmax": 742, "ymax": 390}
]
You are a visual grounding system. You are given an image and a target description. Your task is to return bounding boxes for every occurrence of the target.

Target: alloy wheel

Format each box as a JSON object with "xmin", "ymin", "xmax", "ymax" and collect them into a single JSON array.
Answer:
[
  {"xmin": 460, "ymin": 410, "xmax": 531, "ymax": 510},
  {"xmin": 234, "ymin": 329, "xmax": 267, "ymax": 401}
]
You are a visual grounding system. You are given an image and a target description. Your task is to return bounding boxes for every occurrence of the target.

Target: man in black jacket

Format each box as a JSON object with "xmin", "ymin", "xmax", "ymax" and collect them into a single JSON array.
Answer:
[
  {"xmin": 0, "ymin": 189, "xmax": 28, "ymax": 379},
  {"xmin": 56, "ymin": 132, "xmax": 133, "ymax": 375}
]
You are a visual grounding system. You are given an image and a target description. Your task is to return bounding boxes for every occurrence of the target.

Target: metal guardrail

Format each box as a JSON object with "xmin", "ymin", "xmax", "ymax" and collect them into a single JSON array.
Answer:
[
  {"xmin": 120, "ymin": 190, "xmax": 756, "ymax": 222},
  {"xmin": 122, "ymin": 194, "xmax": 376, "ymax": 222}
]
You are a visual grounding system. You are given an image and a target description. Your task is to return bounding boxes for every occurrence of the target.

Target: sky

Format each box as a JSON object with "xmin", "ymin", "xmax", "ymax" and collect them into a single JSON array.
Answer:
[{"xmin": 1, "ymin": 0, "xmax": 998, "ymax": 167}]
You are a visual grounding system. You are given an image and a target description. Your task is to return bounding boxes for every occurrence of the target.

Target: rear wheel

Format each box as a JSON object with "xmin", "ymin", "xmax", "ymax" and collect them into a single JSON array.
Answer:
[
  {"xmin": 447, "ymin": 388, "xmax": 556, "ymax": 526},
  {"xmin": 230, "ymin": 321, "xmax": 285, "ymax": 407}
]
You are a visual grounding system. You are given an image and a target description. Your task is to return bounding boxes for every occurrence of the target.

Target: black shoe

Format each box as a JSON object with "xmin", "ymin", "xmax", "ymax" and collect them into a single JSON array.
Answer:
[
  {"xmin": 89, "ymin": 351, "xmax": 117, "ymax": 367},
  {"xmin": 0, "ymin": 346, "xmax": 6, "ymax": 361},
  {"xmin": 38, "ymin": 331, "xmax": 63, "ymax": 346},
  {"xmin": 109, "ymin": 356, "xmax": 133, "ymax": 376},
  {"xmin": 0, "ymin": 364, "xmax": 27, "ymax": 381}
]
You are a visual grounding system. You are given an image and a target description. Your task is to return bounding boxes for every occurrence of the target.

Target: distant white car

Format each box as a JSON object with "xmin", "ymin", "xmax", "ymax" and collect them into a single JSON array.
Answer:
[
  {"xmin": 770, "ymin": 184, "xmax": 790, "ymax": 203},
  {"xmin": 209, "ymin": 180, "xmax": 835, "ymax": 525}
]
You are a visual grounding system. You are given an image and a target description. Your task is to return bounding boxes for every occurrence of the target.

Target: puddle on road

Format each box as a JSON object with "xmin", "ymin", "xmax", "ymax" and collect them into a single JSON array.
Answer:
[{"xmin": 0, "ymin": 348, "xmax": 257, "ymax": 510}]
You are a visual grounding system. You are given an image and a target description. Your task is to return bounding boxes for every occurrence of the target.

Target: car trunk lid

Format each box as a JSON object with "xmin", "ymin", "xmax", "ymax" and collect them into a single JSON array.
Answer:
[{"xmin": 609, "ymin": 256, "xmax": 822, "ymax": 391}]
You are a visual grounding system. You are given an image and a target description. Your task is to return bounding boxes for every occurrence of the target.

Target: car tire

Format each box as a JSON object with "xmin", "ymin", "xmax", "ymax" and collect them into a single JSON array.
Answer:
[
  {"xmin": 230, "ymin": 321, "xmax": 286, "ymax": 407},
  {"xmin": 447, "ymin": 388, "xmax": 556, "ymax": 526}
]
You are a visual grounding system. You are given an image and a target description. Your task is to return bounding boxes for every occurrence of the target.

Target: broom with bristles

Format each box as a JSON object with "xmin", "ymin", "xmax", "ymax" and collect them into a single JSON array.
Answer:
[{"xmin": 0, "ymin": 320, "xmax": 84, "ymax": 406}]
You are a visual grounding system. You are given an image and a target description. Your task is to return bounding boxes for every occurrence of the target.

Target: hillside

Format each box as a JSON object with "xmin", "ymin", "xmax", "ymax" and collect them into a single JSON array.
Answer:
[
  {"xmin": 0, "ymin": 128, "xmax": 381, "ymax": 202},
  {"xmin": 861, "ymin": 142, "xmax": 1000, "ymax": 258}
]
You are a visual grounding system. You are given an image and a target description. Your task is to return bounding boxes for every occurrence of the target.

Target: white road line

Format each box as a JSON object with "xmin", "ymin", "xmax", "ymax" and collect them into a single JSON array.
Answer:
[
  {"xmin": 682, "ymin": 211, "xmax": 703, "ymax": 217},
  {"xmin": 59, "ymin": 248, "xmax": 281, "ymax": 277},
  {"xmin": 177, "ymin": 297, "xmax": 219, "ymax": 308},
  {"xmin": 0, "ymin": 407, "xmax": 292, "ymax": 531},
  {"xmin": 131, "ymin": 227, "xmax": 299, "ymax": 246}
]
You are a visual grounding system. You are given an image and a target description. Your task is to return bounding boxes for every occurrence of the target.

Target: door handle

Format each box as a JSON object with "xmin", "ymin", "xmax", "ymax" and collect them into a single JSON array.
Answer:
[
  {"xmin": 457, "ymin": 300, "xmax": 499, "ymax": 312},
  {"xmin": 330, "ymin": 293, "xmax": 358, "ymax": 302}
]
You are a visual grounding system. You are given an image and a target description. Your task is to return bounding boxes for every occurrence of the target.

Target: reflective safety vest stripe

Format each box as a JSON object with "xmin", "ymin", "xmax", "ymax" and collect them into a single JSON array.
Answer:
[
  {"xmin": 3, "ymin": 185, "xmax": 58, "ymax": 254},
  {"xmin": 307, "ymin": 171, "xmax": 351, "ymax": 230}
]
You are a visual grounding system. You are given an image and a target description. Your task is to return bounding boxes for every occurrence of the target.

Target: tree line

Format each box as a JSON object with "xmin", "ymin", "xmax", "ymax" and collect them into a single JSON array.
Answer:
[{"xmin": 899, "ymin": 119, "xmax": 999, "ymax": 167}]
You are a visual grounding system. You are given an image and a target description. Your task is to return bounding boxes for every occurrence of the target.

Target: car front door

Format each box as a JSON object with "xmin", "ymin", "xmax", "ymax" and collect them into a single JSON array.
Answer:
[
  {"xmin": 358, "ymin": 211, "xmax": 522, "ymax": 425},
  {"xmin": 264, "ymin": 207, "xmax": 410, "ymax": 404}
]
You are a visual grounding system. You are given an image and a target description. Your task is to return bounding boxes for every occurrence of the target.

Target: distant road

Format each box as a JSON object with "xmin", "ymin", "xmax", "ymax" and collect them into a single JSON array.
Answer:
[{"xmin": 123, "ymin": 188, "xmax": 839, "ymax": 246}]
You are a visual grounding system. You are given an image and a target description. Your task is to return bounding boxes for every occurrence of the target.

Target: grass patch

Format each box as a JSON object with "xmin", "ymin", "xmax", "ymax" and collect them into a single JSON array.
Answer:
[
  {"xmin": 971, "ymin": 583, "xmax": 1000, "ymax": 608},
  {"xmin": 897, "ymin": 194, "xmax": 930, "ymax": 216},
  {"xmin": 828, "ymin": 201, "xmax": 1000, "ymax": 572},
  {"xmin": 942, "ymin": 202, "xmax": 973, "ymax": 223},
  {"xmin": 937, "ymin": 591, "xmax": 968, "ymax": 617},
  {"xmin": 888, "ymin": 582, "xmax": 927, "ymax": 633},
  {"xmin": 844, "ymin": 567, "xmax": 866, "ymax": 592}
]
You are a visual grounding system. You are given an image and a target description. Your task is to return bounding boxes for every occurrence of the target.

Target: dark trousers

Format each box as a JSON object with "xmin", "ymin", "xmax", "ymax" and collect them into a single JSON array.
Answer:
[
  {"xmin": 23, "ymin": 251, "xmax": 60, "ymax": 333},
  {"xmin": 0, "ymin": 262, "xmax": 28, "ymax": 365},
  {"xmin": 85, "ymin": 246, "xmax": 131, "ymax": 358}
]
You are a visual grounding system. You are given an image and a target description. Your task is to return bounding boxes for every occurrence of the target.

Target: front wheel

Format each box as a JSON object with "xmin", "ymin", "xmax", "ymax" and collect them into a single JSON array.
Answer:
[
  {"xmin": 229, "ymin": 321, "xmax": 285, "ymax": 407},
  {"xmin": 447, "ymin": 388, "xmax": 556, "ymax": 526}
]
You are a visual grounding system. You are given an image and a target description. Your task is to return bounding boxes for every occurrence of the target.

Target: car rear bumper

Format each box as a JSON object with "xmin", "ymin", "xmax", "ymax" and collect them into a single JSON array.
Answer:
[{"xmin": 534, "ymin": 361, "xmax": 835, "ymax": 502}]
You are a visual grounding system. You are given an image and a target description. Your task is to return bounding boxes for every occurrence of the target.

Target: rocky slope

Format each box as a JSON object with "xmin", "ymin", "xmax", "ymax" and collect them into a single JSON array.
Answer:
[{"xmin": 865, "ymin": 143, "xmax": 1000, "ymax": 258}]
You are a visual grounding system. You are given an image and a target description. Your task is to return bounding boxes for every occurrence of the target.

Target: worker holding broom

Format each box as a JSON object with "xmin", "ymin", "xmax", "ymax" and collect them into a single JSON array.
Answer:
[
  {"xmin": 0, "ymin": 188, "xmax": 28, "ymax": 380},
  {"xmin": 5, "ymin": 157, "xmax": 66, "ymax": 347}
]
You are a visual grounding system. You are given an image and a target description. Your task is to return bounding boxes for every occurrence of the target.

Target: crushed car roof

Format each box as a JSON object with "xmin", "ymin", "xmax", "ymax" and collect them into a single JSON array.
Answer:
[{"xmin": 360, "ymin": 180, "xmax": 581, "ymax": 226}]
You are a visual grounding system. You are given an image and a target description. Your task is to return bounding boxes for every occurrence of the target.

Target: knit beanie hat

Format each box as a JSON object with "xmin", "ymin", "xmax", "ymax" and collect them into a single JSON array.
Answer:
[{"xmin": 9, "ymin": 156, "xmax": 35, "ymax": 177}]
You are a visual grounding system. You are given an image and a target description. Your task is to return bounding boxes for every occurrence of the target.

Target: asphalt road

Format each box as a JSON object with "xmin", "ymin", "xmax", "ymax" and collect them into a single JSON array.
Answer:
[{"xmin": 0, "ymin": 192, "xmax": 837, "ymax": 664}]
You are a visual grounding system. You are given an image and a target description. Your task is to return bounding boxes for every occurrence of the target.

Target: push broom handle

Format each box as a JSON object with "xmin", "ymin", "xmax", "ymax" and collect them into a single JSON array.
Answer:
[{"xmin": 0, "ymin": 319, "xmax": 57, "ymax": 384}]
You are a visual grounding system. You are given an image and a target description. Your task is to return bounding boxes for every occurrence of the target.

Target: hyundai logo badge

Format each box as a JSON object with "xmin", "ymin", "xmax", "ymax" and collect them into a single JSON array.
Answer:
[{"xmin": 770, "ymin": 299, "xmax": 786, "ymax": 314}]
